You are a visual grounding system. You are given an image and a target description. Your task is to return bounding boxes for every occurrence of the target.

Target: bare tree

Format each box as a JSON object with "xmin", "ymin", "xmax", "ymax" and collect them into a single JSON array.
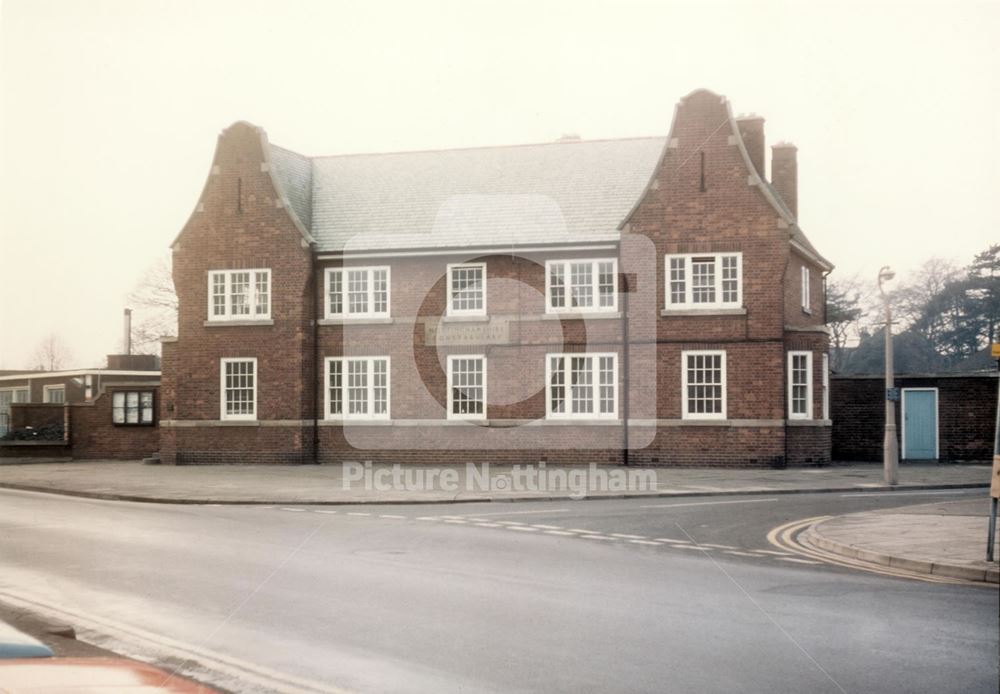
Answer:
[
  {"xmin": 893, "ymin": 257, "xmax": 960, "ymax": 339},
  {"xmin": 127, "ymin": 254, "xmax": 178, "ymax": 355},
  {"xmin": 826, "ymin": 276, "xmax": 867, "ymax": 371},
  {"xmin": 32, "ymin": 334, "xmax": 73, "ymax": 371}
]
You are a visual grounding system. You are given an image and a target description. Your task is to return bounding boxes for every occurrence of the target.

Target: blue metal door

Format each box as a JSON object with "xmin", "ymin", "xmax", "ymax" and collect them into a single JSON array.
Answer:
[{"xmin": 903, "ymin": 390, "xmax": 937, "ymax": 460}]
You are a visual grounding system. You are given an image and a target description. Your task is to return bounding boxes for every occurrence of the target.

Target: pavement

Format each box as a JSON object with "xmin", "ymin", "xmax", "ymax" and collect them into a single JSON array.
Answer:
[
  {"xmin": 805, "ymin": 497, "xmax": 1000, "ymax": 583},
  {"xmin": 0, "ymin": 460, "xmax": 991, "ymax": 504}
]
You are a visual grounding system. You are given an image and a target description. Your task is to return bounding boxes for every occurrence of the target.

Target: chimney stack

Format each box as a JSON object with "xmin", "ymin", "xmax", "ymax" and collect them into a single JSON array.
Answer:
[
  {"xmin": 123, "ymin": 308, "xmax": 132, "ymax": 356},
  {"xmin": 771, "ymin": 142, "xmax": 798, "ymax": 219},
  {"xmin": 736, "ymin": 113, "xmax": 766, "ymax": 179}
]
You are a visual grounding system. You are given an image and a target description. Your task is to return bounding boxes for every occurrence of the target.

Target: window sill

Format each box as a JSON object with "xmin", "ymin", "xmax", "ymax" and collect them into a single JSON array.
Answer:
[
  {"xmin": 661, "ymin": 307, "xmax": 746, "ymax": 317},
  {"xmin": 204, "ymin": 319, "xmax": 274, "ymax": 327},
  {"xmin": 679, "ymin": 417, "xmax": 730, "ymax": 424},
  {"xmin": 442, "ymin": 315, "xmax": 490, "ymax": 323},
  {"xmin": 215, "ymin": 419, "xmax": 260, "ymax": 426},
  {"xmin": 541, "ymin": 312, "xmax": 621, "ymax": 320},
  {"xmin": 319, "ymin": 317, "xmax": 394, "ymax": 325},
  {"xmin": 786, "ymin": 418, "xmax": 831, "ymax": 427}
]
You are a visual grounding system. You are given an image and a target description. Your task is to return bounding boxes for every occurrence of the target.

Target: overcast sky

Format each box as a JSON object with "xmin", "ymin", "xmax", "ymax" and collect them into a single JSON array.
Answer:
[{"xmin": 0, "ymin": 0, "xmax": 997, "ymax": 369}]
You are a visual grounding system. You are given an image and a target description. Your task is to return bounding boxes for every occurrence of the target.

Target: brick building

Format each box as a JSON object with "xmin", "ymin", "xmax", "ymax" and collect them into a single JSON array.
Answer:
[
  {"xmin": 161, "ymin": 88, "xmax": 833, "ymax": 466},
  {"xmin": 0, "ymin": 354, "xmax": 159, "ymax": 437}
]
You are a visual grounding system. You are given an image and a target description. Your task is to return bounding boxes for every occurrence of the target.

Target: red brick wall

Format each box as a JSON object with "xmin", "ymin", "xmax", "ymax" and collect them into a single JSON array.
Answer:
[
  {"xmin": 831, "ymin": 374, "xmax": 997, "ymax": 462},
  {"xmin": 68, "ymin": 387, "xmax": 160, "ymax": 460},
  {"xmin": 163, "ymin": 122, "xmax": 315, "ymax": 464},
  {"xmin": 10, "ymin": 403, "xmax": 64, "ymax": 430}
]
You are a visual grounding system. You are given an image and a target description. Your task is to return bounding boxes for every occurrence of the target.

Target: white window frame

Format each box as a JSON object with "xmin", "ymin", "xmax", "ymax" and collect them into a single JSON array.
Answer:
[
  {"xmin": 112, "ymin": 390, "xmax": 155, "ymax": 426},
  {"xmin": 325, "ymin": 266, "xmax": 391, "ymax": 319},
  {"xmin": 207, "ymin": 269, "xmax": 272, "ymax": 321},
  {"xmin": 665, "ymin": 253, "xmax": 742, "ymax": 310},
  {"xmin": 446, "ymin": 262, "xmax": 487, "ymax": 317},
  {"xmin": 325, "ymin": 357, "xmax": 391, "ymax": 421},
  {"xmin": 821, "ymin": 353, "xmax": 830, "ymax": 420},
  {"xmin": 447, "ymin": 355, "xmax": 487, "ymax": 420},
  {"xmin": 545, "ymin": 353, "xmax": 618, "ymax": 420},
  {"xmin": 801, "ymin": 266, "xmax": 811, "ymax": 313},
  {"xmin": 43, "ymin": 385, "xmax": 66, "ymax": 404},
  {"xmin": 787, "ymin": 351, "xmax": 813, "ymax": 420},
  {"xmin": 681, "ymin": 350, "xmax": 727, "ymax": 420},
  {"xmin": 545, "ymin": 258, "xmax": 619, "ymax": 314},
  {"xmin": 220, "ymin": 358, "xmax": 257, "ymax": 421}
]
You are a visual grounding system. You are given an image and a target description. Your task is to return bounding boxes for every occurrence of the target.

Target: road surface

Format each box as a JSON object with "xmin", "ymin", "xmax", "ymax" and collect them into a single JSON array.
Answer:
[{"xmin": 0, "ymin": 488, "xmax": 996, "ymax": 693}]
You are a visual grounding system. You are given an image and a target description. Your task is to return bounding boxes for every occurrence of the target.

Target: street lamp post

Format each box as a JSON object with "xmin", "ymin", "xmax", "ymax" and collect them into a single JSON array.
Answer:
[{"xmin": 878, "ymin": 266, "xmax": 899, "ymax": 486}]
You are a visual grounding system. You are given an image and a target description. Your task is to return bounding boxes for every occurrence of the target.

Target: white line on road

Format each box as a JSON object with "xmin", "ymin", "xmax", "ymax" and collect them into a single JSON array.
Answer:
[
  {"xmin": 776, "ymin": 557, "xmax": 823, "ymax": 565},
  {"xmin": 474, "ymin": 522, "xmax": 501, "ymax": 528},
  {"xmin": 640, "ymin": 498, "xmax": 778, "ymax": 509},
  {"xmin": 700, "ymin": 543, "xmax": 738, "ymax": 550},
  {"xmin": 580, "ymin": 534, "xmax": 615, "ymax": 541},
  {"xmin": 346, "ymin": 512, "xmax": 371, "ymax": 517},
  {"xmin": 279, "ymin": 507, "xmax": 306, "ymax": 512},
  {"xmin": 722, "ymin": 550, "xmax": 759, "ymax": 557},
  {"xmin": 443, "ymin": 519, "xmax": 467, "ymax": 524},
  {"xmin": 459, "ymin": 508, "xmax": 570, "ymax": 518},
  {"xmin": 530, "ymin": 524, "xmax": 564, "ymax": 530},
  {"xmin": 628, "ymin": 539, "xmax": 662, "ymax": 546},
  {"xmin": 567, "ymin": 529, "xmax": 603, "ymax": 534},
  {"xmin": 313, "ymin": 510, "xmax": 338, "ymax": 515},
  {"xmin": 379, "ymin": 514, "xmax": 407, "ymax": 519},
  {"xmin": 543, "ymin": 530, "xmax": 576, "ymax": 536},
  {"xmin": 654, "ymin": 538, "xmax": 691, "ymax": 544},
  {"xmin": 754, "ymin": 549, "xmax": 793, "ymax": 556},
  {"xmin": 839, "ymin": 490, "xmax": 978, "ymax": 498},
  {"xmin": 496, "ymin": 520, "xmax": 525, "ymax": 525},
  {"xmin": 507, "ymin": 526, "xmax": 539, "ymax": 532},
  {"xmin": 610, "ymin": 533, "xmax": 647, "ymax": 540}
]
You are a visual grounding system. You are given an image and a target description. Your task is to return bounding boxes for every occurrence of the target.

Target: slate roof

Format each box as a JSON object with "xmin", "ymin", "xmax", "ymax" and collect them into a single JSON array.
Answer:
[
  {"xmin": 266, "ymin": 132, "xmax": 830, "ymax": 270},
  {"xmin": 269, "ymin": 137, "xmax": 666, "ymax": 253}
]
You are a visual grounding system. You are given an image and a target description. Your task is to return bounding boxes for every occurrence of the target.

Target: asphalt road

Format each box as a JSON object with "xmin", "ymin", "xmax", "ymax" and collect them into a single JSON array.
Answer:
[{"xmin": 0, "ymin": 488, "xmax": 996, "ymax": 694}]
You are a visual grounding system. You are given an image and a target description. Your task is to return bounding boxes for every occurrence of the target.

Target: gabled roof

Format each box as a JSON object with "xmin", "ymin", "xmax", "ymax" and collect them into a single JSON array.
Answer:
[{"xmin": 269, "ymin": 137, "xmax": 666, "ymax": 253}]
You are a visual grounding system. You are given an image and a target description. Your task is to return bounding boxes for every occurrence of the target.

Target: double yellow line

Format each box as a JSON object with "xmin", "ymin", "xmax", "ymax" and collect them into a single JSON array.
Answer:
[{"xmin": 766, "ymin": 516, "xmax": 980, "ymax": 586}]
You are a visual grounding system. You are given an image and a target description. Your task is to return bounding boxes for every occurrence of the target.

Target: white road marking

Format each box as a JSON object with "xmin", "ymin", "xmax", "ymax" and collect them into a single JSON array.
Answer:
[
  {"xmin": 543, "ymin": 530, "xmax": 576, "ymax": 536},
  {"xmin": 777, "ymin": 557, "xmax": 823, "ymax": 565},
  {"xmin": 722, "ymin": 550, "xmax": 759, "ymax": 557},
  {"xmin": 654, "ymin": 538, "xmax": 691, "ymax": 544},
  {"xmin": 673, "ymin": 544, "xmax": 710, "ymax": 550},
  {"xmin": 508, "ymin": 526, "xmax": 539, "ymax": 532},
  {"xmin": 628, "ymin": 539, "xmax": 662, "ymax": 546},
  {"xmin": 279, "ymin": 507, "xmax": 306, "ymax": 512},
  {"xmin": 840, "ymin": 490, "xmax": 977, "ymax": 498},
  {"xmin": 444, "ymin": 519, "xmax": 467, "ymax": 524},
  {"xmin": 610, "ymin": 533, "xmax": 647, "ymax": 540},
  {"xmin": 700, "ymin": 543, "xmax": 738, "ymax": 550},
  {"xmin": 581, "ymin": 534, "xmax": 615, "ymax": 541},
  {"xmin": 346, "ymin": 512, "xmax": 371, "ymax": 517},
  {"xmin": 755, "ymin": 549, "xmax": 793, "ymax": 556},
  {"xmin": 313, "ymin": 510, "xmax": 338, "ymax": 515},
  {"xmin": 567, "ymin": 528, "xmax": 603, "ymax": 534},
  {"xmin": 379, "ymin": 514, "xmax": 406, "ymax": 519},
  {"xmin": 416, "ymin": 516, "xmax": 440, "ymax": 521},
  {"xmin": 460, "ymin": 508, "xmax": 570, "ymax": 517},
  {"xmin": 531, "ymin": 524, "xmax": 564, "ymax": 530},
  {"xmin": 474, "ymin": 522, "xmax": 501, "ymax": 528},
  {"xmin": 640, "ymin": 498, "xmax": 778, "ymax": 509},
  {"xmin": 496, "ymin": 520, "xmax": 525, "ymax": 526}
]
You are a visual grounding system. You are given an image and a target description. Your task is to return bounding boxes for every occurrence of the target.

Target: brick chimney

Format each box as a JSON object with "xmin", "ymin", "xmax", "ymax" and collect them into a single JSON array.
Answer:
[
  {"xmin": 771, "ymin": 142, "xmax": 797, "ymax": 218},
  {"xmin": 736, "ymin": 114, "xmax": 765, "ymax": 179}
]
